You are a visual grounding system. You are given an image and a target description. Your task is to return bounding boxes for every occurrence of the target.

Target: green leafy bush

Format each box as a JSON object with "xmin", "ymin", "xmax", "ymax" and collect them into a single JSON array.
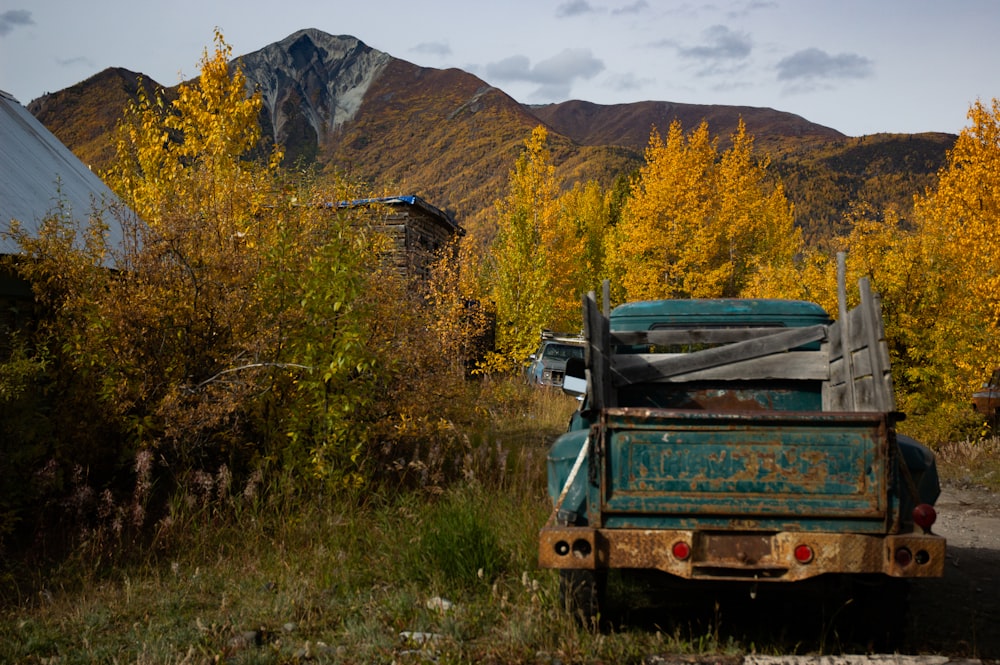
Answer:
[{"xmin": 413, "ymin": 484, "xmax": 510, "ymax": 591}]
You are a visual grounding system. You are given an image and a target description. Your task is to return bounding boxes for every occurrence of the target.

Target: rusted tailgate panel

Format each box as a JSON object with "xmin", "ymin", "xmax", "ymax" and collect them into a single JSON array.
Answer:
[{"xmin": 595, "ymin": 409, "xmax": 887, "ymax": 525}]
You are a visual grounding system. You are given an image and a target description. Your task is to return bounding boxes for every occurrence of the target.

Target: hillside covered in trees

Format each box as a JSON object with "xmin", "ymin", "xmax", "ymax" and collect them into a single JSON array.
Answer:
[{"xmin": 27, "ymin": 29, "xmax": 955, "ymax": 246}]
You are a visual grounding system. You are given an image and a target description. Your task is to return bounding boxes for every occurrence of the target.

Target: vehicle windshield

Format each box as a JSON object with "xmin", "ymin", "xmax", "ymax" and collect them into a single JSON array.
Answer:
[{"xmin": 543, "ymin": 343, "xmax": 584, "ymax": 361}]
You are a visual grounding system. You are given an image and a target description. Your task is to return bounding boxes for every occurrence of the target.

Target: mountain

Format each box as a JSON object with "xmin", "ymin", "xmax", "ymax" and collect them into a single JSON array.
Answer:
[
  {"xmin": 28, "ymin": 67, "xmax": 168, "ymax": 172},
  {"xmin": 529, "ymin": 99, "xmax": 843, "ymax": 155},
  {"xmin": 235, "ymin": 30, "xmax": 394, "ymax": 164},
  {"xmin": 26, "ymin": 28, "xmax": 957, "ymax": 240}
]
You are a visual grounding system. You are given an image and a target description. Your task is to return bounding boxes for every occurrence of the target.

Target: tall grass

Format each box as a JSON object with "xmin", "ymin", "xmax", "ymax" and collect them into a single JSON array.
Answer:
[
  {"xmin": 936, "ymin": 435, "xmax": 1000, "ymax": 490},
  {"xmin": 4, "ymin": 378, "xmax": 969, "ymax": 662},
  {"xmin": 1, "ymin": 378, "xmax": 608, "ymax": 663},
  {"xmin": 2, "ymin": 475, "xmax": 739, "ymax": 663}
]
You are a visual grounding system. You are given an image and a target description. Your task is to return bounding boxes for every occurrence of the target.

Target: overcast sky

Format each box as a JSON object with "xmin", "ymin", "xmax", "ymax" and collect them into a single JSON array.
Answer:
[{"xmin": 0, "ymin": 0, "xmax": 996, "ymax": 137}]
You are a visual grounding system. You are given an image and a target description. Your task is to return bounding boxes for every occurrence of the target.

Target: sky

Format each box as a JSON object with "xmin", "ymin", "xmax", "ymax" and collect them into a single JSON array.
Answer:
[{"xmin": 0, "ymin": 0, "xmax": 997, "ymax": 137}]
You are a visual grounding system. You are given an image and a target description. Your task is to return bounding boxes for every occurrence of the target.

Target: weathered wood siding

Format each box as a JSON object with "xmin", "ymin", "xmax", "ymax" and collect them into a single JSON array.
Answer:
[
  {"xmin": 342, "ymin": 196, "xmax": 462, "ymax": 278},
  {"xmin": 822, "ymin": 277, "xmax": 896, "ymax": 413}
]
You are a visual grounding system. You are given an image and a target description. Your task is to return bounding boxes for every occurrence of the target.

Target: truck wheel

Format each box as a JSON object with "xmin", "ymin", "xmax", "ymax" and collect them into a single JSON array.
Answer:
[{"xmin": 559, "ymin": 569, "xmax": 607, "ymax": 627}]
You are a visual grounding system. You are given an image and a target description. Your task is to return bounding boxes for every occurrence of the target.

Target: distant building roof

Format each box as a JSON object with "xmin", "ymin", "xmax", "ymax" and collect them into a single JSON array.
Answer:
[
  {"xmin": 0, "ymin": 90, "xmax": 126, "ymax": 262},
  {"xmin": 332, "ymin": 195, "xmax": 463, "ymax": 236}
]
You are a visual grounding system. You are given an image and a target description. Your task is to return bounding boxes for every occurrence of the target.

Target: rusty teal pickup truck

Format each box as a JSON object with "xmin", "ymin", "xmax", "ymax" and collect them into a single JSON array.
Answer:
[{"xmin": 539, "ymin": 271, "xmax": 945, "ymax": 623}]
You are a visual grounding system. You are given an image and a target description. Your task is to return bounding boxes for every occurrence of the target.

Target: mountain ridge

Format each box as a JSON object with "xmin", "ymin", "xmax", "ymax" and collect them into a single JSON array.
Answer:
[
  {"xmin": 528, "ymin": 98, "xmax": 845, "ymax": 154},
  {"xmin": 26, "ymin": 28, "xmax": 957, "ymax": 239}
]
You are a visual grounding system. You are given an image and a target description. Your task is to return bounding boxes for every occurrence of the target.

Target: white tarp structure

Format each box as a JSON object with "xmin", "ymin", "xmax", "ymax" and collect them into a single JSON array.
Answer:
[{"xmin": 0, "ymin": 90, "xmax": 125, "ymax": 262}]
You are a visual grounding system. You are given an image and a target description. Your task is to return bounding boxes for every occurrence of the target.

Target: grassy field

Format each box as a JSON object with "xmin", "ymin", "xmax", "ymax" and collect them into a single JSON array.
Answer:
[{"xmin": 3, "ymin": 382, "xmax": 998, "ymax": 664}]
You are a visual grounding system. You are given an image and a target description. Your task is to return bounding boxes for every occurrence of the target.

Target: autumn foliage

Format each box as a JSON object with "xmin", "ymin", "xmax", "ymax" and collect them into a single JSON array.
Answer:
[
  {"xmin": 4, "ymin": 27, "xmax": 1000, "ymax": 562},
  {"xmin": 606, "ymin": 119, "xmax": 800, "ymax": 302},
  {"xmin": 0, "ymin": 33, "xmax": 487, "ymax": 549},
  {"xmin": 757, "ymin": 100, "xmax": 1000, "ymax": 442},
  {"xmin": 484, "ymin": 126, "xmax": 604, "ymax": 370},
  {"xmin": 482, "ymin": 105, "xmax": 1000, "ymax": 445}
]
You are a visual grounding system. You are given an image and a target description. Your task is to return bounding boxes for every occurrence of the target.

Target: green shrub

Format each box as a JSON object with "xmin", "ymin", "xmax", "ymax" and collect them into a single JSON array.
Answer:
[{"xmin": 413, "ymin": 484, "xmax": 510, "ymax": 591}]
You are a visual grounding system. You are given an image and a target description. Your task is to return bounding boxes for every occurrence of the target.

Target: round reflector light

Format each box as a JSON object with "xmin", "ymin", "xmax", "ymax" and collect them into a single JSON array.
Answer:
[
  {"xmin": 794, "ymin": 544, "xmax": 814, "ymax": 563},
  {"xmin": 571, "ymin": 539, "xmax": 592, "ymax": 557},
  {"xmin": 894, "ymin": 546, "xmax": 913, "ymax": 567},
  {"xmin": 672, "ymin": 541, "xmax": 691, "ymax": 561},
  {"xmin": 913, "ymin": 503, "xmax": 937, "ymax": 531}
]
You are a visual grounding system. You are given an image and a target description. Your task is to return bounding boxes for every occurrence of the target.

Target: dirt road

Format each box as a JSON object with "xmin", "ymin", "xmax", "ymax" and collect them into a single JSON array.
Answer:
[{"xmin": 905, "ymin": 483, "xmax": 1000, "ymax": 660}]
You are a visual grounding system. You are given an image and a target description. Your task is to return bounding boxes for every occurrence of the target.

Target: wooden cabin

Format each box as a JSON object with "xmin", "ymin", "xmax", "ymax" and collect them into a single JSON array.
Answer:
[{"xmin": 333, "ymin": 195, "xmax": 463, "ymax": 277}]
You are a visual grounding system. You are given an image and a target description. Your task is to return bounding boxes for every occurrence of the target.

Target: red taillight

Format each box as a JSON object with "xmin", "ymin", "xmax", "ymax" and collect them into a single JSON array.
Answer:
[
  {"xmin": 794, "ymin": 544, "xmax": 814, "ymax": 563},
  {"xmin": 913, "ymin": 503, "xmax": 937, "ymax": 532},
  {"xmin": 672, "ymin": 541, "xmax": 691, "ymax": 561},
  {"xmin": 894, "ymin": 546, "xmax": 913, "ymax": 567}
]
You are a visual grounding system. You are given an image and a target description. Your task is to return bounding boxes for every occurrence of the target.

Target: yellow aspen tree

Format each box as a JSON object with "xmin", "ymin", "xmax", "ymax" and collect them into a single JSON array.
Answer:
[
  {"xmin": 97, "ymin": 31, "xmax": 281, "ymax": 443},
  {"xmin": 912, "ymin": 98, "xmax": 1000, "ymax": 419},
  {"xmin": 835, "ymin": 205, "xmax": 932, "ymax": 406},
  {"xmin": 107, "ymin": 28, "xmax": 277, "ymax": 236},
  {"xmin": 714, "ymin": 120, "xmax": 801, "ymax": 297},
  {"xmin": 539, "ymin": 179, "xmax": 609, "ymax": 331},
  {"xmin": 745, "ymin": 244, "xmax": 839, "ymax": 307},
  {"xmin": 541, "ymin": 196, "xmax": 589, "ymax": 333},
  {"xmin": 486, "ymin": 126, "xmax": 562, "ymax": 369},
  {"xmin": 608, "ymin": 119, "xmax": 798, "ymax": 302},
  {"xmin": 88, "ymin": 31, "xmax": 382, "ymax": 482},
  {"xmin": 606, "ymin": 121, "xmax": 715, "ymax": 301}
]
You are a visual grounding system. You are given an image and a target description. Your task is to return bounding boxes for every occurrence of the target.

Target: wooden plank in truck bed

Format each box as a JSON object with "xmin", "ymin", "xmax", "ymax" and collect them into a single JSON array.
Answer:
[{"xmin": 823, "ymin": 277, "xmax": 895, "ymax": 413}]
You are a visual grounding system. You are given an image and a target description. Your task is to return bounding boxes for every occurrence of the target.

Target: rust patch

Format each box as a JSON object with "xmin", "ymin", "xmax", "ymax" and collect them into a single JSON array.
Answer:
[{"xmin": 540, "ymin": 527, "xmax": 947, "ymax": 581}]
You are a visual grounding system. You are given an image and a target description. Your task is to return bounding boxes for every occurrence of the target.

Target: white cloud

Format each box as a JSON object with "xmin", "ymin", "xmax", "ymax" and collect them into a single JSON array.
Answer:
[
  {"xmin": 532, "ymin": 49, "xmax": 604, "ymax": 84},
  {"xmin": 411, "ymin": 41, "xmax": 451, "ymax": 57},
  {"xmin": 556, "ymin": 0, "xmax": 595, "ymax": 18},
  {"xmin": 486, "ymin": 48, "xmax": 605, "ymax": 100},
  {"xmin": 611, "ymin": 1, "xmax": 649, "ymax": 16},
  {"xmin": 678, "ymin": 25, "xmax": 752, "ymax": 61},
  {"xmin": 485, "ymin": 55, "xmax": 532, "ymax": 81},
  {"xmin": 776, "ymin": 48, "xmax": 874, "ymax": 82},
  {"xmin": 725, "ymin": 0, "xmax": 777, "ymax": 19},
  {"xmin": 56, "ymin": 55, "xmax": 95, "ymax": 69},
  {"xmin": 605, "ymin": 71, "xmax": 652, "ymax": 92}
]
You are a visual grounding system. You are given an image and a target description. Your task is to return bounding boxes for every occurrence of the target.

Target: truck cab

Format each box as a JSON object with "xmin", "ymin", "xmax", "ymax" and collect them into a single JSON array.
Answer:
[{"xmin": 527, "ymin": 331, "xmax": 585, "ymax": 387}]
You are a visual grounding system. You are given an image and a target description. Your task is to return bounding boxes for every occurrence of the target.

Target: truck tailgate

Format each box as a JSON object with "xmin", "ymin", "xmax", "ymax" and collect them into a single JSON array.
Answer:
[{"xmin": 597, "ymin": 408, "xmax": 888, "ymax": 528}]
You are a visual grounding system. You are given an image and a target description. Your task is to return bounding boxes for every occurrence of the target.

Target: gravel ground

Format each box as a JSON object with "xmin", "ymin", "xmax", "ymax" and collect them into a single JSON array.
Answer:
[{"xmin": 904, "ymin": 483, "xmax": 1000, "ymax": 660}]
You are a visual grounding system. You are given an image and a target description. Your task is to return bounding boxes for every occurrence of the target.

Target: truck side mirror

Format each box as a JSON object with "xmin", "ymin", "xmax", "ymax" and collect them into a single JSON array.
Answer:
[{"xmin": 562, "ymin": 356, "xmax": 587, "ymax": 397}]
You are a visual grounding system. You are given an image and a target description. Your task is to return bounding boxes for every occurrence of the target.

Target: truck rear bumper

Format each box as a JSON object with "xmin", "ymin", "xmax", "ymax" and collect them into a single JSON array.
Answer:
[{"xmin": 539, "ymin": 526, "xmax": 945, "ymax": 581}]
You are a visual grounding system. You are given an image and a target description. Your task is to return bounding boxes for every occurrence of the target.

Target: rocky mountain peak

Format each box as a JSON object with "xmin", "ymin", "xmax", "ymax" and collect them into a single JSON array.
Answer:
[{"xmin": 236, "ymin": 29, "xmax": 392, "ymax": 154}]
